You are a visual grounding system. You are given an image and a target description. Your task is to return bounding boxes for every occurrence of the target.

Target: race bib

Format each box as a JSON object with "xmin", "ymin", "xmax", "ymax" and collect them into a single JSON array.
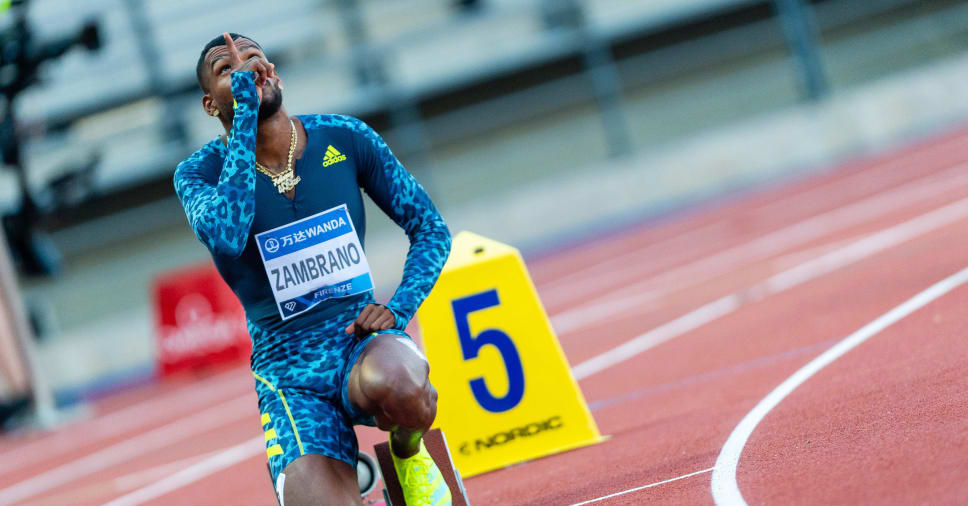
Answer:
[{"xmin": 255, "ymin": 204, "xmax": 373, "ymax": 320}]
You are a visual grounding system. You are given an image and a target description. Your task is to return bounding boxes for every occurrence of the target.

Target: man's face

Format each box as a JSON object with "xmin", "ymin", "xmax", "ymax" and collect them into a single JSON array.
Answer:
[{"xmin": 203, "ymin": 39, "xmax": 283, "ymax": 121}]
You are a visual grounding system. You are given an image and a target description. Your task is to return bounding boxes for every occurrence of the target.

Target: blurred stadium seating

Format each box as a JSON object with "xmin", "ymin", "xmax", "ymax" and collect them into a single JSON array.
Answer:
[{"xmin": 4, "ymin": 0, "xmax": 968, "ymax": 415}]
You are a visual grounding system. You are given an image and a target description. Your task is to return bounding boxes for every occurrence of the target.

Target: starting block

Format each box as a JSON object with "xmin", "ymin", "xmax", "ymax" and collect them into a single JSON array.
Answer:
[{"xmin": 374, "ymin": 429, "xmax": 471, "ymax": 505}]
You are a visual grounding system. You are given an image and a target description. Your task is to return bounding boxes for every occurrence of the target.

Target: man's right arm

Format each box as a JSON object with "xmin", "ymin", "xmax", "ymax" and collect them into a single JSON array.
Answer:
[{"xmin": 173, "ymin": 72, "xmax": 260, "ymax": 258}]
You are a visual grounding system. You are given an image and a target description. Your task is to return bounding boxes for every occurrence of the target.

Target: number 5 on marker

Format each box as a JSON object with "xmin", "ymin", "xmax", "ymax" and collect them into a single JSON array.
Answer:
[
  {"xmin": 452, "ymin": 289, "xmax": 524, "ymax": 413},
  {"xmin": 419, "ymin": 231, "xmax": 604, "ymax": 477}
]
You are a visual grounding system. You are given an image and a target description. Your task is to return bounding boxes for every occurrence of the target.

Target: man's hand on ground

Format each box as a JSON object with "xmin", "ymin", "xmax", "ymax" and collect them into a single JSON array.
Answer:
[
  {"xmin": 223, "ymin": 32, "xmax": 274, "ymax": 103},
  {"xmin": 345, "ymin": 304, "xmax": 395, "ymax": 339}
]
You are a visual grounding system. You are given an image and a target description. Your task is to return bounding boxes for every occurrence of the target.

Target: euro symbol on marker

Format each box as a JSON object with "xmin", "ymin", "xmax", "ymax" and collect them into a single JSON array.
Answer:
[{"xmin": 265, "ymin": 238, "xmax": 280, "ymax": 254}]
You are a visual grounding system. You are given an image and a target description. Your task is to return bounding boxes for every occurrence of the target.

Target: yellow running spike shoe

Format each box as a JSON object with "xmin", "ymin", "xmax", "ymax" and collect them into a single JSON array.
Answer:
[{"xmin": 390, "ymin": 438, "xmax": 452, "ymax": 506}]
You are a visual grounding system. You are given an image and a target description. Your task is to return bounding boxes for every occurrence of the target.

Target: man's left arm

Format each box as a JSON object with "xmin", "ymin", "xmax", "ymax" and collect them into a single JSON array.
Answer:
[{"xmin": 346, "ymin": 117, "xmax": 452, "ymax": 333}]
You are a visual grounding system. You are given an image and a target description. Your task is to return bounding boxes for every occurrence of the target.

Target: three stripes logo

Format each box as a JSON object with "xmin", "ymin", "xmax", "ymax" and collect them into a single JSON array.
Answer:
[
  {"xmin": 263, "ymin": 412, "xmax": 283, "ymax": 458},
  {"xmin": 323, "ymin": 145, "xmax": 348, "ymax": 167}
]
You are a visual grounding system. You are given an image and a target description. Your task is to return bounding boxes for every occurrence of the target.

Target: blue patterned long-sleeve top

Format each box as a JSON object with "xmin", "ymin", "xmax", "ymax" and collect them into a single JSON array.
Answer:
[{"xmin": 174, "ymin": 72, "xmax": 451, "ymax": 333}]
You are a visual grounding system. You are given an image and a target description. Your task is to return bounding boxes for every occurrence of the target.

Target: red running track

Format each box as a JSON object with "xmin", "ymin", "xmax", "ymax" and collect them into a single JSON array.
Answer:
[{"xmin": 3, "ymin": 126, "xmax": 968, "ymax": 505}]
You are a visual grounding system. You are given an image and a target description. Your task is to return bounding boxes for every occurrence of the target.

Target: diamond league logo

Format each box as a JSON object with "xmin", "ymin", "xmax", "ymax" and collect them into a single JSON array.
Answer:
[
  {"xmin": 284, "ymin": 301, "xmax": 297, "ymax": 312},
  {"xmin": 264, "ymin": 237, "xmax": 280, "ymax": 254}
]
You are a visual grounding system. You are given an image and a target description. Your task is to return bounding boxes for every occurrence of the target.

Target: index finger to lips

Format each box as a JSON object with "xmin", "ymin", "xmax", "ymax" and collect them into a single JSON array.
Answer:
[
  {"xmin": 223, "ymin": 32, "xmax": 243, "ymax": 67},
  {"xmin": 254, "ymin": 59, "xmax": 269, "ymax": 85}
]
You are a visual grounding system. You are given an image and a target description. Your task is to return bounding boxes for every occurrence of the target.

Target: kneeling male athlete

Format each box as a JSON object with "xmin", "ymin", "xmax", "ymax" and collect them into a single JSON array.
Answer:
[{"xmin": 174, "ymin": 33, "xmax": 453, "ymax": 505}]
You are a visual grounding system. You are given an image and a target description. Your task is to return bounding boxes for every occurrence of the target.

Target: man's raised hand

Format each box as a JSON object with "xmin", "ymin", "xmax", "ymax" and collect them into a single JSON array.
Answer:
[{"xmin": 222, "ymin": 32, "xmax": 275, "ymax": 102}]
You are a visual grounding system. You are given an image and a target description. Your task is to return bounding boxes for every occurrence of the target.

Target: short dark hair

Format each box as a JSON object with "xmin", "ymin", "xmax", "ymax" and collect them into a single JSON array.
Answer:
[{"xmin": 196, "ymin": 33, "xmax": 262, "ymax": 92}]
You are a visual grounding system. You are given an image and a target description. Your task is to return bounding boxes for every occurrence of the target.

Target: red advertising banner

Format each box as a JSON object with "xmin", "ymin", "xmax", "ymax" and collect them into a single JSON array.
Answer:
[{"xmin": 152, "ymin": 262, "xmax": 250, "ymax": 377}]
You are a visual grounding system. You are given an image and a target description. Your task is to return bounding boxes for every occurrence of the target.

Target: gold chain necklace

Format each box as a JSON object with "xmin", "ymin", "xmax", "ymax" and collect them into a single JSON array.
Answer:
[{"xmin": 255, "ymin": 119, "xmax": 300, "ymax": 194}]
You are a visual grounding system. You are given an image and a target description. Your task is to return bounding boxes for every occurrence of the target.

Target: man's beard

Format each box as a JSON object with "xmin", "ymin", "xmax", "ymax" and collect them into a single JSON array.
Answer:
[{"xmin": 257, "ymin": 81, "xmax": 283, "ymax": 121}]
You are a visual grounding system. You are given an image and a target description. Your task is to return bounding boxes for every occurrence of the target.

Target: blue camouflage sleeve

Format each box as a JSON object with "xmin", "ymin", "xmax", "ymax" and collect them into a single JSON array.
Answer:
[
  {"xmin": 173, "ymin": 72, "xmax": 260, "ymax": 258},
  {"xmin": 340, "ymin": 116, "xmax": 451, "ymax": 329}
]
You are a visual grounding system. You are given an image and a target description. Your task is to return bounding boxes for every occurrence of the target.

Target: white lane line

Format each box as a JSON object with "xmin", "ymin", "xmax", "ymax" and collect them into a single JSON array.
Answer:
[
  {"xmin": 571, "ymin": 196, "xmax": 968, "ymax": 380},
  {"xmin": 28, "ymin": 452, "xmax": 218, "ymax": 506},
  {"xmin": 551, "ymin": 287, "xmax": 664, "ymax": 335},
  {"xmin": 0, "ymin": 367, "xmax": 248, "ymax": 477},
  {"xmin": 710, "ymin": 264, "xmax": 968, "ymax": 506},
  {"xmin": 541, "ymin": 139, "xmax": 968, "ymax": 307},
  {"xmin": 572, "ymin": 295, "xmax": 740, "ymax": 380},
  {"xmin": 102, "ymin": 436, "xmax": 263, "ymax": 506},
  {"xmin": 570, "ymin": 467, "xmax": 716, "ymax": 505},
  {"xmin": 550, "ymin": 164, "xmax": 968, "ymax": 333},
  {"xmin": 111, "ymin": 452, "xmax": 217, "ymax": 492},
  {"xmin": 0, "ymin": 394, "xmax": 253, "ymax": 505}
]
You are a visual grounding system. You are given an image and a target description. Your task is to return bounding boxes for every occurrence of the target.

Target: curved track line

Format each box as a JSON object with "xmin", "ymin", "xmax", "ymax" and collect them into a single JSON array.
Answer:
[{"xmin": 710, "ymin": 265, "xmax": 968, "ymax": 505}]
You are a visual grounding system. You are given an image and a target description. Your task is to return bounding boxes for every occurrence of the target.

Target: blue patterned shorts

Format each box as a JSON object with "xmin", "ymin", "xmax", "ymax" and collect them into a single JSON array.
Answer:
[{"xmin": 249, "ymin": 300, "xmax": 410, "ymax": 481}]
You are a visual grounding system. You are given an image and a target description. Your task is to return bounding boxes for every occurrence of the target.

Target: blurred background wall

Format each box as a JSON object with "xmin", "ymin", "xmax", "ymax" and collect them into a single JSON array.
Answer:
[{"xmin": 2, "ymin": 0, "xmax": 968, "ymax": 417}]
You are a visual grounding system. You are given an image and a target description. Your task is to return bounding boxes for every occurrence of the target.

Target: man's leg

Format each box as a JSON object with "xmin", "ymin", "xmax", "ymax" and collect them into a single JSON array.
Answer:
[
  {"xmin": 254, "ymin": 373, "xmax": 366, "ymax": 506},
  {"xmin": 347, "ymin": 334, "xmax": 437, "ymax": 457},
  {"xmin": 279, "ymin": 455, "xmax": 361, "ymax": 506},
  {"xmin": 347, "ymin": 333, "xmax": 451, "ymax": 504}
]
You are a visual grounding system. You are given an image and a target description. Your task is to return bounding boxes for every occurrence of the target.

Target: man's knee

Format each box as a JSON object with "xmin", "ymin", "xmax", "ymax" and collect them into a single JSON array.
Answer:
[
  {"xmin": 357, "ymin": 336, "xmax": 435, "ymax": 422},
  {"xmin": 358, "ymin": 347, "xmax": 428, "ymax": 404}
]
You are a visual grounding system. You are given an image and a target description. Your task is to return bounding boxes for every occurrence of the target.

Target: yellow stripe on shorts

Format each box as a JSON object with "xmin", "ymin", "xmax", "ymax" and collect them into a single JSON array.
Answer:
[
  {"xmin": 264, "ymin": 428, "xmax": 277, "ymax": 442},
  {"xmin": 253, "ymin": 372, "xmax": 304, "ymax": 457},
  {"xmin": 277, "ymin": 390, "xmax": 305, "ymax": 456},
  {"xmin": 267, "ymin": 444, "xmax": 283, "ymax": 458},
  {"xmin": 252, "ymin": 371, "xmax": 276, "ymax": 392}
]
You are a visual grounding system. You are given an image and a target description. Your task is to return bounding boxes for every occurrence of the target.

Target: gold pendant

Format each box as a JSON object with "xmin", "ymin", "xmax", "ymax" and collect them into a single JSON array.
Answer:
[{"xmin": 273, "ymin": 173, "xmax": 301, "ymax": 193}]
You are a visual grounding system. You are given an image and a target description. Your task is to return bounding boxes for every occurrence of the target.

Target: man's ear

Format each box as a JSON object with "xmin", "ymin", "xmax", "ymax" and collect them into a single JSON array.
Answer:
[{"xmin": 202, "ymin": 94, "xmax": 218, "ymax": 117}]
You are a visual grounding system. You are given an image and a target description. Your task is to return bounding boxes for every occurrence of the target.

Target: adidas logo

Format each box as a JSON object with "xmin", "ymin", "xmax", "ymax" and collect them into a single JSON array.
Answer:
[{"xmin": 323, "ymin": 145, "xmax": 348, "ymax": 167}]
